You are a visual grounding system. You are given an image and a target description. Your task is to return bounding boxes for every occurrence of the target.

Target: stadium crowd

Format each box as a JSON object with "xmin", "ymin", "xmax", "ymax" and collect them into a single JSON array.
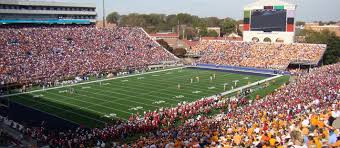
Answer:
[
  {"xmin": 0, "ymin": 115, "xmax": 23, "ymax": 147},
  {"xmin": 130, "ymin": 63, "xmax": 340, "ymax": 147},
  {"xmin": 3, "ymin": 62, "xmax": 339, "ymax": 147},
  {"xmin": 14, "ymin": 96, "xmax": 224, "ymax": 147},
  {"xmin": 0, "ymin": 25, "xmax": 337, "ymax": 147},
  {"xmin": 0, "ymin": 26, "xmax": 177, "ymax": 86},
  {"xmin": 192, "ymin": 41, "xmax": 326, "ymax": 70}
]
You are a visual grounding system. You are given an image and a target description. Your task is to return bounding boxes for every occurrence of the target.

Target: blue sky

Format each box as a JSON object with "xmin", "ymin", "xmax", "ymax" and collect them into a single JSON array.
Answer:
[{"xmin": 57, "ymin": 0, "xmax": 339, "ymax": 22}]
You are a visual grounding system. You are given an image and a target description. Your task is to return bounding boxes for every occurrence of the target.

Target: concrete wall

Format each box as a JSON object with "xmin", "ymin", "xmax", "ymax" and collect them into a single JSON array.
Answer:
[{"xmin": 243, "ymin": 31, "xmax": 294, "ymax": 43}]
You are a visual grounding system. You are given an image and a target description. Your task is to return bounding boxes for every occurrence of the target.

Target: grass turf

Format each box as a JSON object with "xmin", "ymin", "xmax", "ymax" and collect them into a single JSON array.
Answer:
[
  {"xmin": 8, "ymin": 67, "xmax": 268, "ymax": 128},
  {"xmin": 247, "ymin": 75, "xmax": 290, "ymax": 100}
]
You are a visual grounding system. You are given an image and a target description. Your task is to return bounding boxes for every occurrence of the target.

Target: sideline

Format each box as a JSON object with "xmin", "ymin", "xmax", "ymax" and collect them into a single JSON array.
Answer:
[
  {"xmin": 0, "ymin": 66, "xmax": 283, "ymax": 131},
  {"xmin": 0, "ymin": 66, "xmax": 185, "ymax": 98},
  {"xmin": 208, "ymin": 75, "xmax": 282, "ymax": 98}
]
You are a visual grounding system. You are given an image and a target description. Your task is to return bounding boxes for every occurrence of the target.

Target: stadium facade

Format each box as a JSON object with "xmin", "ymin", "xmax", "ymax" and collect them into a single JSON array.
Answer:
[
  {"xmin": 243, "ymin": 0, "xmax": 296, "ymax": 43},
  {"xmin": 0, "ymin": 0, "xmax": 96, "ymax": 25}
]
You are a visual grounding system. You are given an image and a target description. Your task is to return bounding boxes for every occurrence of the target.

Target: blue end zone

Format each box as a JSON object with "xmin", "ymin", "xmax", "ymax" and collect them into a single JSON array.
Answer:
[
  {"xmin": 195, "ymin": 64, "xmax": 290, "ymax": 75},
  {"xmin": 187, "ymin": 66, "xmax": 275, "ymax": 78}
]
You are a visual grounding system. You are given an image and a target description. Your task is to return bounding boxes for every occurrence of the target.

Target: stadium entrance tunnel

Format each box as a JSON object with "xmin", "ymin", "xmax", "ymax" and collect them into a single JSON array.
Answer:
[
  {"xmin": 252, "ymin": 37, "xmax": 260, "ymax": 42},
  {"xmin": 263, "ymin": 37, "xmax": 272, "ymax": 43},
  {"xmin": 276, "ymin": 38, "xmax": 284, "ymax": 43}
]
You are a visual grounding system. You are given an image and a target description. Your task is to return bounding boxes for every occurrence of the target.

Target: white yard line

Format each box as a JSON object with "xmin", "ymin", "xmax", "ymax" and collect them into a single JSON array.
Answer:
[
  {"xmin": 0, "ymin": 67, "xmax": 185, "ymax": 98},
  {"xmin": 41, "ymin": 71, "xmax": 247, "ymax": 114},
  {"xmin": 3, "ymin": 66, "xmax": 282, "ymax": 125},
  {"xmin": 82, "ymin": 85, "xmax": 174, "ymax": 107},
  {"xmin": 1, "ymin": 67, "xmax": 232, "ymax": 123},
  {"xmin": 24, "ymin": 68, "xmax": 266, "ymax": 114},
  {"xmin": 211, "ymin": 75, "xmax": 283, "ymax": 97},
  {"xmin": 77, "ymin": 72, "xmax": 272, "ymax": 117},
  {"xmin": 63, "ymin": 87, "xmax": 162, "ymax": 108},
  {"xmin": 25, "ymin": 70, "xmax": 234, "ymax": 117},
  {"xmin": 85, "ymin": 73, "xmax": 237, "ymax": 103},
  {"xmin": 42, "ymin": 90, "xmax": 134, "ymax": 115}
]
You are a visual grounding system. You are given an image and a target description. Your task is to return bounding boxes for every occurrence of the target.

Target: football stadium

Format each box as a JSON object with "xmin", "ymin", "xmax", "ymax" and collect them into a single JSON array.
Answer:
[{"xmin": 0, "ymin": 0, "xmax": 339, "ymax": 147}]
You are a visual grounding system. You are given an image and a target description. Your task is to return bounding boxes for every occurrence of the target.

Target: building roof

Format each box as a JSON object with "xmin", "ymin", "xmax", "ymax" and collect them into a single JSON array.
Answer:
[
  {"xmin": 149, "ymin": 33, "xmax": 179, "ymax": 38},
  {"xmin": 182, "ymin": 40, "xmax": 199, "ymax": 47},
  {"xmin": 311, "ymin": 25, "xmax": 340, "ymax": 28},
  {"xmin": 0, "ymin": 0, "xmax": 95, "ymax": 8},
  {"xmin": 201, "ymin": 36, "xmax": 243, "ymax": 41}
]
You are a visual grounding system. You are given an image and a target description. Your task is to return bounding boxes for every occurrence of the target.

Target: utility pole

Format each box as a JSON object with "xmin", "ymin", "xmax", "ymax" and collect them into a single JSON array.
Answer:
[
  {"xmin": 102, "ymin": 0, "xmax": 106, "ymax": 28},
  {"xmin": 182, "ymin": 27, "xmax": 185, "ymax": 39},
  {"xmin": 177, "ymin": 20, "xmax": 180, "ymax": 46},
  {"xmin": 177, "ymin": 20, "xmax": 180, "ymax": 35}
]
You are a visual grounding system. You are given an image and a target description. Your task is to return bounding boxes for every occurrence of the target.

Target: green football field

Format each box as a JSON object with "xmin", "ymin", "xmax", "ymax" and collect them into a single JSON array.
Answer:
[{"xmin": 6, "ymin": 67, "xmax": 269, "ymax": 127}]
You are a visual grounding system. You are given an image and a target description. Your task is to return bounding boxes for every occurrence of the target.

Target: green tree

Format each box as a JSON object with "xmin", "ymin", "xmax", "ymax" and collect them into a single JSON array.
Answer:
[
  {"xmin": 204, "ymin": 17, "xmax": 220, "ymax": 27},
  {"xmin": 219, "ymin": 18, "xmax": 237, "ymax": 35},
  {"xmin": 156, "ymin": 39, "xmax": 173, "ymax": 53},
  {"xmin": 327, "ymin": 21, "xmax": 337, "ymax": 25},
  {"xmin": 183, "ymin": 27, "xmax": 197, "ymax": 40},
  {"xmin": 304, "ymin": 29, "xmax": 340, "ymax": 65},
  {"xmin": 176, "ymin": 13, "xmax": 193, "ymax": 25},
  {"xmin": 323, "ymin": 36, "xmax": 340, "ymax": 64},
  {"xmin": 196, "ymin": 20, "xmax": 208, "ymax": 37},
  {"xmin": 207, "ymin": 30, "xmax": 219, "ymax": 37},
  {"xmin": 120, "ymin": 13, "xmax": 147, "ymax": 27},
  {"xmin": 106, "ymin": 12, "xmax": 120, "ymax": 24},
  {"xmin": 304, "ymin": 29, "xmax": 328, "ymax": 43},
  {"xmin": 166, "ymin": 14, "xmax": 178, "ymax": 29},
  {"xmin": 144, "ymin": 14, "xmax": 166, "ymax": 26},
  {"xmin": 295, "ymin": 21, "xmax": 305, "ymax": 26},
  {"xmin": 318, "ymin": 21, "xmax": 325, "ymax": 26},
  {"xmin": 191, "ymin": 16, "xmax": 203, "ymax": 28},
  {"xmin": 199, "ymin": 27, "xmax": 208, "ymax": 37},
  {"xmin": 173, "ymin": 48, "xmax": 187, "ymax": 58}
]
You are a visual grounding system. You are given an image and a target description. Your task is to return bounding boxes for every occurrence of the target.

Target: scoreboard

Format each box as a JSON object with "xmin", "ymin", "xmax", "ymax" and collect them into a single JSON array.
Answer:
[{"xmin": 243, "ymin": 0, "xmax": 296, "ymax": 43}]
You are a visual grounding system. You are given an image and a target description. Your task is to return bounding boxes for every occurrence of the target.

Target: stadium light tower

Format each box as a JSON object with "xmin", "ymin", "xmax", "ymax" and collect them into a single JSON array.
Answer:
[{"xmin": 102, "ymin": 0, "xmax": 106, "ymax": 28}]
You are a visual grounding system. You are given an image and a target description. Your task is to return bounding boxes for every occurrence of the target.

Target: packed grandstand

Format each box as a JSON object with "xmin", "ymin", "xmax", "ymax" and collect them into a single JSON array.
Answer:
[
  {"xmin": 0, "ymin": 26, "xmax": 177, "ymax": 86},
  {"xmin": 0, "ymin": 0, "xmax": 340, "ymax": 148},
  {"xmin": 1, "ymin": 61, "xmax": 339, "ymax": 147},
  {"xmin": 190, "ymin": 40, "xmax": 326, "ymax": 70}
]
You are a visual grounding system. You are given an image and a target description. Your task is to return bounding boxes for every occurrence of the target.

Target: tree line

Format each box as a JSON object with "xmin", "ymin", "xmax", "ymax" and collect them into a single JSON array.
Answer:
[
  {"xmin": 107, "ymin": 12, "xmax": 339, "ymax": 64},
  {"xmin": 298, "ymin": 29, "xmax": 340, "ymax": 65},
  {"xmin": 296, "ymin": 21, "xmax": 338, "ymax": 26},
  {"xmin": 106, "ymin": 12, "xmax": 241, "ymax": 39}
]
